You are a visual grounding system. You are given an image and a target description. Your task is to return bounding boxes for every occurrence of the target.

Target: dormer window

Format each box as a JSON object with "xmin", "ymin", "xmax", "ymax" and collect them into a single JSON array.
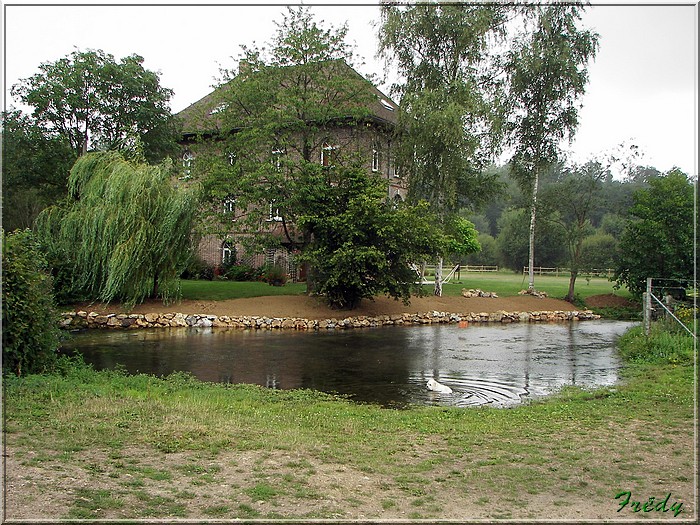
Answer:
[{"xmin": 380, "ymin": 98, "xmax": 395, "ymax": 111}]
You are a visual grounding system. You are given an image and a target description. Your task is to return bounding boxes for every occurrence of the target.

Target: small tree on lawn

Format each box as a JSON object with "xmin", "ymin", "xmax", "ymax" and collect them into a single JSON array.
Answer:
[
  {"xmin": 35, "ymin": 151, "xmax": 199, "ymax": 306},
  {"xmin": 298, "ymin": 163, "xmax": 447, "ymax": 309}
]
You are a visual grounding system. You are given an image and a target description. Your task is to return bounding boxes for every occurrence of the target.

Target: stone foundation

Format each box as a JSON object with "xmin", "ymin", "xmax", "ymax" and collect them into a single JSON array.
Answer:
[{"xmin": 60, "ymin": 309, "xmax": 601, "ymax": 331}]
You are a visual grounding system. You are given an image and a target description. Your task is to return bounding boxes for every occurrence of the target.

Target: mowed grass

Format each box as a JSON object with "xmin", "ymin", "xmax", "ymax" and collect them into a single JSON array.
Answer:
[
  {"xmin": 178, "ymin": 280, "xmax": 307, "ymax": 301},
  {"xmin": 179, "ymin": 272, "xmax": 629, "ymax": 302}
]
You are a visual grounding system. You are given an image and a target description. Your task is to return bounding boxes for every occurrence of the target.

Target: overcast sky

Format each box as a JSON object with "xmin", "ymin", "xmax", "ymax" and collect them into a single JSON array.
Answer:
[{"xmin": 3, "ymin": 1, "xmax": 697, "ymax": 177}]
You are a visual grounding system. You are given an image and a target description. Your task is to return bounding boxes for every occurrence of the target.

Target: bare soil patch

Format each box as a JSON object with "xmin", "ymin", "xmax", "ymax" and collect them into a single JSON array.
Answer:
[
  {"xmin": 72, "ymin": 294, "xmax": 577, "ymax": 320},
  {"xmin": 585, "ymin": 293, "xmax": 639, "ymax": 309}
]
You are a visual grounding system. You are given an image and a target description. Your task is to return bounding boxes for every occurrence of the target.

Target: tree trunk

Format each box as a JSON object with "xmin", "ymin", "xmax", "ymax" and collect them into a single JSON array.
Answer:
[
  {"xmin": 152, "ymin": 270, "xmax": 159, "ymax": 299},
  {"xmin": 434, "ymin": 256, "xmax": 443, "ymax": 297},
  {"xmin": 527, "ymin": 170, "xmax": 539, "ymax": 291},
  {"xmin": 566, "ymin": 270, "xmax": 577, "ymax": 303}
]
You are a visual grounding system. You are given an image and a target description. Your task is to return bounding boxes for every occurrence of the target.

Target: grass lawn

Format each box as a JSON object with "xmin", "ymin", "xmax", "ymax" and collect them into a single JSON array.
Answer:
[
  {"xmin": 178, "ymin": 272, "xmax": 630, "ymax": 302},
  {"xmin": 179, "ymin": 280, "xmax": 307, "ymax": 301},
  {"xmin": 3, "ymin": 326, "xmax": 694, "ymax": 520}
]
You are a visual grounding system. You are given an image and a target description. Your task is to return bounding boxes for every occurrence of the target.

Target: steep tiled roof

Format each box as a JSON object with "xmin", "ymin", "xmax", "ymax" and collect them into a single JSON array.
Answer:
[{"xmin": 176, "ymin": 60, "xmax": 398, "ymax": 137}]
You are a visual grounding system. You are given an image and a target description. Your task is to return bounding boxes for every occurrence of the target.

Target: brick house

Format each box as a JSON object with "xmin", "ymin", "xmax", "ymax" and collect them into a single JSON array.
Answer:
[{"xmin": 176, "ymin": 60, "xmax": 405, "ymax": 279}]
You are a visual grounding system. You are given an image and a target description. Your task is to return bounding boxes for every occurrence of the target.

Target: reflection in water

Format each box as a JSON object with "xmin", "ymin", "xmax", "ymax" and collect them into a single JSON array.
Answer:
[{"xmin": 62, "ymin": 321, "xmax": 633, "ymax": 408}]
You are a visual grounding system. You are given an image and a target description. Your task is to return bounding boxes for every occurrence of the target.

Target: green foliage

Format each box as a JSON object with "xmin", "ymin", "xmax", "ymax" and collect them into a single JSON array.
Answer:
[
  {"xmin": 444, "ymin": 216, "xmax": 481, "ymax": 258},
  {"xmin": 35, "ymin": 151, "xmax": 199, "ymax": 306},
  {"xmin": 2, "ymin": 229, "xmax": 62, "ymax": 376},
  {"xmin": 464, "ymin": 233, "xmax": 498, "ymax": 266},
  {"xmin": 505, "ymin": 5, "xmax": 598, "ymax": 289},
  {"xmin": 11, "ymin": 49, "xmax": 176, "ymax": 161},
  {"xmin": 617, "ymin": 325, "xmax": 693, "ymax": 366},
  {"xmin": 580, "ymin": 233, "xmax": 617, "ymax": 271},
  {"xmin": 298, "ymin": 166, "xmax": 444, "ymax": 309},
  {"xmin": 495, "ymin": 209, "xmax": 566, "ymax": 271},
  {"xmin": 224, "ymin": 264, "xmax": 262, "ymax": 282},
  {"xmin": 378, "ymin": 3, "xmax": 507, "ymax": 215},
  {"xmin": 1, "ymin": 109, "xmax": 76, "ymax": 230},
  {"xmin": 613, "ymin": 169, "xmax": 695, "ymax": 297}
]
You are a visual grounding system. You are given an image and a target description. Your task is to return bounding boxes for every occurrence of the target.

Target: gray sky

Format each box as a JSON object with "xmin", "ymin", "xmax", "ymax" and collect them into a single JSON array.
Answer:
[{"xmin": 3, "ymin": 1, "xmax": 697, "ymax": 176}]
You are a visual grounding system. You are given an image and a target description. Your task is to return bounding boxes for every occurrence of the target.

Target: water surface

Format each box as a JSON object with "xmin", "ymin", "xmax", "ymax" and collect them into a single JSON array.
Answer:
[{"xmin": 62, "ymin": 321, "xmax": 633, "ymax": 408}]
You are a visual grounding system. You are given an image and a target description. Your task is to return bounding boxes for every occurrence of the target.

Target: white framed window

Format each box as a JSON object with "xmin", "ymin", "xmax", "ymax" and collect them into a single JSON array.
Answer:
[
  {"xmin": 321, "ymin": 142, "xmax": 337, "ymax": 167},
  {"xmin": 221, "ymin": 241, "xmax": 234, "ymax": 265},
  {"xmin": 272, "ymin": 147, "xmax": 285, "ymax": 171},
  {"xmin": 223, "ymin": 196, "xmax": 236, "ymax": 215},
  {"xmin": 182, "ymin": 150, "xmax": 194, "ymax": 176},
  {"xmin": 371, "ymin": 147, "xmax": 379, "ymax": 172},
  {"xmin": 267, "ymin": 201, "xmax": 282, "ymax": 222},
  {"xmin": 380, "ymin": 98, "xmax": 395, "ymax": 111}
]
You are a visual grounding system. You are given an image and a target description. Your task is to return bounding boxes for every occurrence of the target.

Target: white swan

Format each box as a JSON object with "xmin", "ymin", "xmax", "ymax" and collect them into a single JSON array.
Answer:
[{"xmin": 426, "ymin": 378, "xmax": 453, "ymax": 394}]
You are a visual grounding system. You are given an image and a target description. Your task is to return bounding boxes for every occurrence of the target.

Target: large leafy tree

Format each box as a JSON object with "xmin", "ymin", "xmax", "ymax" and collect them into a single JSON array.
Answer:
[
  {"xmin": 190, "ymin": 7, "xmax": 384, "ymax": 292},
  {"xmin": 11, "ymin": 49, "xmax": 177, "ymax": 162},
  {"xmin": 613, "ymin": 169, "xmax": 695, "ymax": 298},
  {"xmin": 35, "ymin": 151, "xmax": 199, "ymax": 306},
  {"xmin": 378, "ymin": 1, "xmax": 509, "ymax": 295},
  {"xmin": 1, "ymin": 109, "xmax": 76, "ymax": 230},
  {"xmin": 298, "ymin": 164, "xmax": 447, "ymax": 309},
  {"xmin": 505, "ymin": 5, "xmax": 599, "ymax": 291}
]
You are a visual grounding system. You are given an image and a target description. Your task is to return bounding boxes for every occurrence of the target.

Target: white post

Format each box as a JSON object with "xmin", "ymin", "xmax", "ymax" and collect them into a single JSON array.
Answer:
[{"xmin": 644, "ymin": 277, "xmax": 652, "ymax": 336}]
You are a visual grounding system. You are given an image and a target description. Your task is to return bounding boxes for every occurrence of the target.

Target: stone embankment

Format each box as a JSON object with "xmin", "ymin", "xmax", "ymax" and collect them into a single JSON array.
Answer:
[{"xmin": 60, "ymin": 309, "xmax": 601, "ymax": 331}]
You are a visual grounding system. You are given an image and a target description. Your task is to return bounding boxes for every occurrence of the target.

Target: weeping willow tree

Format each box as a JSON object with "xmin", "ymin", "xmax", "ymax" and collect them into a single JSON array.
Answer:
[{"xmin": 35, "ymin": 151, "xmax": 199, "ymax": 306}]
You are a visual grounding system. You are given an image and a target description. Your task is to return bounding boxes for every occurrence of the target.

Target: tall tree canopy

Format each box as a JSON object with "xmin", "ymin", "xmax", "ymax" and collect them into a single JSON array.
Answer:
[
  {"xmin": 12, "ymin": 49, "xmax": 176, "ymax": 162},
  {"xmin": 1, "ymin": 109, "xmax": 76, "ymax": 230},
  {"xmin": 613, "ymin": 169, "xmax": 695, "ymax": 298},
  {"xmin": 505, "ymin": 5, "xmax": 599, "ymax": 291},
  {"xmin": 378, "ymin": 1, "xmax": 509, "ymax": 294},
  {"xmin": 35, "ymin": 151, "xmax": 199, "ymax": 306},
  {"xmin": 186, "ymin": 7, "xmax": 389, "ymax": 292}
]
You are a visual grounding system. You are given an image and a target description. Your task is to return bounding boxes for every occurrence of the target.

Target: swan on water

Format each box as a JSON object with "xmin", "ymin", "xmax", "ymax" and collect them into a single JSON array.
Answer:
[{"xmin": 426, "ymin": 378, "xmax": 453, "ymax": 394}]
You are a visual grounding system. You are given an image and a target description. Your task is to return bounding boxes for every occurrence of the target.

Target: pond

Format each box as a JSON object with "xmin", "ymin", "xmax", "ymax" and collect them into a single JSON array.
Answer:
[{"xmin": 61, "ymin": 320, "xmax": 634, "ymax": 409}]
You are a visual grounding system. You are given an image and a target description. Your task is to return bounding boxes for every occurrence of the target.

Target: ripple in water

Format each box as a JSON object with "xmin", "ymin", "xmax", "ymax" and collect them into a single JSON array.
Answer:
[{"xmin": 411, "ymin": 373, "xmax": 529, "ymax": 407}]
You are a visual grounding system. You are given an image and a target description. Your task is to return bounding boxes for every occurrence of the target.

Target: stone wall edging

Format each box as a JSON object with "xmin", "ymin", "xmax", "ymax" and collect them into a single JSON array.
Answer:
[{"xmin": 60, "ymin": 309, "xmax": 601, "ymax": 330}]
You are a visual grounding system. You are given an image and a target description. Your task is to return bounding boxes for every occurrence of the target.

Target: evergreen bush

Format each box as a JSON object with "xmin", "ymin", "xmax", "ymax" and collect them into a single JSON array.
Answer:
[{"xmin": 2, "ymin": 229, "xmax": 62, "ymax": 376}]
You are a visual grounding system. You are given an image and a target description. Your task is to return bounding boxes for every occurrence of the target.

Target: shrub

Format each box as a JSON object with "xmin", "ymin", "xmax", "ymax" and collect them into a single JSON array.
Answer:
[
  {"xmin": 262, "ymin": 264, "xmax": 288, "ymax": 286},
  {"xmin": 181, "ymin": 256, "xmax": 215, "ymax": 281},
  {"xmin": 224, "ymin": 264, "xmax": 261, "ymax": 282},
  {"xmin": 2, "ymin": 229, "xmax": 63, "ymax": 376}
]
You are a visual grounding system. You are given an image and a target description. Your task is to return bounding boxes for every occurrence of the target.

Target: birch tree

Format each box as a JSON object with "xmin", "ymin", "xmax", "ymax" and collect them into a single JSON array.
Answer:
[
  {"xmin": 378, "ymin": 1, "xmax": 508, "ymax": 295},
  {"xmin": 505, "ymin": 5, "xmax": 598, "ymax": 291}
]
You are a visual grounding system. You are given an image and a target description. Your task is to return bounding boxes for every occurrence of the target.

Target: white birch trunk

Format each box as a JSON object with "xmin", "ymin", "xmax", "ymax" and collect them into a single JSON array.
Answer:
[
  {"xmin": 527, "ymin": 170, "xmax": 539, "ymax": 291},
  {"xmin": 434, "ymin": 256, "xmax": 443, "ymax": 296}
]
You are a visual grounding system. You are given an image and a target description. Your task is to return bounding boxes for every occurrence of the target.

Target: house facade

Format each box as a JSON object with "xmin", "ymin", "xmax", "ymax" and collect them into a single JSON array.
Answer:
[{"xmin": 176, "ymin": 60, "xmax": 406, "ymax": 279}]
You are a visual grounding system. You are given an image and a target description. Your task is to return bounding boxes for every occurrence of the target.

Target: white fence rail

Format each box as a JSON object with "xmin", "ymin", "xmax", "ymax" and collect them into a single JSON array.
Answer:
[{"xmin": 522, "ymin": 267, "xmax": 615, "ymax": 278}]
